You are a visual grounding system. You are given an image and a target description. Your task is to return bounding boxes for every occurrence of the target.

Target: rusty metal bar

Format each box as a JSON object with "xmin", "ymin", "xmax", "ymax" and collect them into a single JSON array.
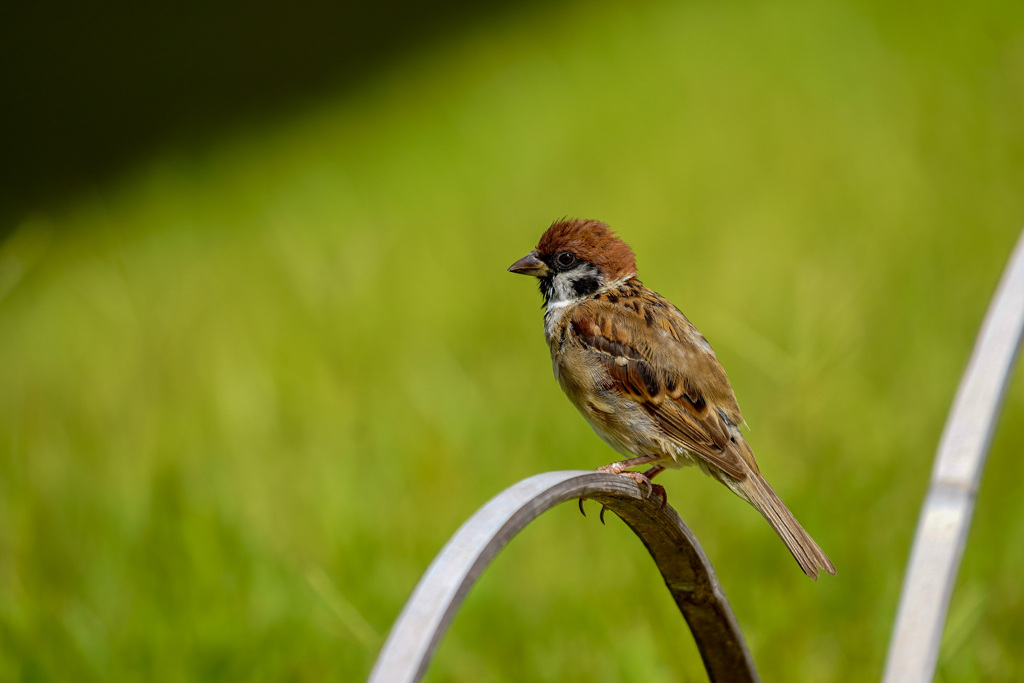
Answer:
[{"xmin": 367, "ymin": 470, "xmax": 759, "ymax": 683}]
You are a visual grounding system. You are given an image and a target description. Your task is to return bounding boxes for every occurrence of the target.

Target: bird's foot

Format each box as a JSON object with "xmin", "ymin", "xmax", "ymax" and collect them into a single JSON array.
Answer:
[
  {"xmin": 585, "ymin": 458, "xmax": 666, "ymax": 521},
  {"xmin": 617, "ymin": 471, "xmax": 667, "ymax": 508},
  {"xmin": 595, "ymin": 461, "xmax": 668, "ymax": 509},
  {"xmin": 641, "ymin": 466, "xmax": 668, "ymax": 509}
]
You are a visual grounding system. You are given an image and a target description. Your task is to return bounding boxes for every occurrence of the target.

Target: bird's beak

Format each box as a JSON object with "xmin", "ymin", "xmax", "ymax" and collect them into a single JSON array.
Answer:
[{"xmin": 507, "ymin": 251, "xmax": 551, "ymax": 277}]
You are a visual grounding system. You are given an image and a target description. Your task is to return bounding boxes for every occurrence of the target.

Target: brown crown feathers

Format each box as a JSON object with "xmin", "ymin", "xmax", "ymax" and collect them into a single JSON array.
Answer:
[{"xmin": 535, "ymin": 218, "xmax": 637, "ymax": 279}]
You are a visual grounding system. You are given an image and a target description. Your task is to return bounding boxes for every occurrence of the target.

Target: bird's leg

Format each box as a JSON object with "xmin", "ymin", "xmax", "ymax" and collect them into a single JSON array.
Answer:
[
  {"xmin": 596, "ymin": 456, "xmax": 665, "ymax": 501},
  {"xmin": 596, "ymin": 454, "xmax": 662, "ymax": 474},
  {"xmin": 642, "ymin": 465, "xmax": 666, "ymax": 479}
]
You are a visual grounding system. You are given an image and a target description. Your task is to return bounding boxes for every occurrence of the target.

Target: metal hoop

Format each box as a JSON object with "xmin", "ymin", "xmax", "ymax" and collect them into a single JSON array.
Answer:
[
  {"xmin": 367, "ymin": 470, "xmax": 759, "ymax": 683},
  {"xmin": 884, "ymin": 229, "xmax": 1024, "ymax": 682}
]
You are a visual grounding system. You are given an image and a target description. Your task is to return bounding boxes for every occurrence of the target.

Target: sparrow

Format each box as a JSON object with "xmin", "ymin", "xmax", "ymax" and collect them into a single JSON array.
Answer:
[{"xmin": 508, "ymin": 218, "xmax": 835, "ymax": 579}]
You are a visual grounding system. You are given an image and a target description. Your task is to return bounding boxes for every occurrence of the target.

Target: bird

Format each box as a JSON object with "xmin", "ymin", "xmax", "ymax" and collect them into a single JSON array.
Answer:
[{"xmin": 508, "ymin": 218, "xmax": 836, "ymax": 579}]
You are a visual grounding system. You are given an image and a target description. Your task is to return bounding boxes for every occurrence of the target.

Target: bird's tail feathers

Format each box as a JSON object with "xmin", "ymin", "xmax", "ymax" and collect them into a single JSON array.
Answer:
[{"xmin": 740, "ymin": 474, "xmax": 836, "ymax": 580}]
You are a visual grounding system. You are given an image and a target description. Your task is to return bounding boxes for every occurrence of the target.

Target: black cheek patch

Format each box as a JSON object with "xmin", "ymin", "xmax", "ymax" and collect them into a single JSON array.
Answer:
[{"xmin": 572, "ymin": 275, "xmax": 602, "ymax": 297}]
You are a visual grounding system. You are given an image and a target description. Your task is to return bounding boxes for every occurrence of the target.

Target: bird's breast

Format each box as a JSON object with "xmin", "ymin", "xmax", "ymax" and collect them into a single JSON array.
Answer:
[
  {"xmin": 549, "ymin": 340, "xmax": 643, "ymax": 458},
  {"xmin": 547, "ymin": 336, "xmax": 696, "ymax": 467}
]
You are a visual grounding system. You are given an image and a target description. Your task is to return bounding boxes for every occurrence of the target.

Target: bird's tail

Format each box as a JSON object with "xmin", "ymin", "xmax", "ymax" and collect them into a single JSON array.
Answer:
[{"xmin": 738, "ymin": 473, "xmax": 836, "ymax": 580}]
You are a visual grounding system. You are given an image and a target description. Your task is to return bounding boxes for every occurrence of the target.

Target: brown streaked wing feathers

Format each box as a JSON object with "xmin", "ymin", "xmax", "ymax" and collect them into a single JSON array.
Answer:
[{"xmin": 571, "ymin": 296, "xmax": 749, "ymax": 480}]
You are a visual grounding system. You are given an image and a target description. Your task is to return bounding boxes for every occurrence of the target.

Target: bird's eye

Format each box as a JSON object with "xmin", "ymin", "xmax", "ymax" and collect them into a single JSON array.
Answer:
[{"xmin": 556, "ymin": 252, "xmax": 576, "ymax": 268}]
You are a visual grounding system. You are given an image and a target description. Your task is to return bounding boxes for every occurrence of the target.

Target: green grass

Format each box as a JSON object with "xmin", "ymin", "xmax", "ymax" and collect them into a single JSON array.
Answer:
[{"xmin": 2, "ymin": 0, "xmax": 1024, "ymax": 680}]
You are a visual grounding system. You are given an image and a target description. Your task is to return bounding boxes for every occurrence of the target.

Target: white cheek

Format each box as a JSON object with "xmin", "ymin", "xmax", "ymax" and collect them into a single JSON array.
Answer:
[
  {"xmin": 549, "ymin": 274, "xmax": 577, "ymax": 305},
  {"xmin": 541, "ymin": 266, "xmax": 613, "ymax": 339}
]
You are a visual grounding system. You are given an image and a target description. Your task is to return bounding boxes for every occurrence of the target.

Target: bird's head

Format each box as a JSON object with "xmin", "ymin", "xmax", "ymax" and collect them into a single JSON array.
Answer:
[{"xmin": 507, "ymin": 218, "xmax": 637, "ymax": 307}]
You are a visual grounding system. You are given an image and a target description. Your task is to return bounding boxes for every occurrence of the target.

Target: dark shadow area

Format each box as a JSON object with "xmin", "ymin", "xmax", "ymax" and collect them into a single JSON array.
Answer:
[{"xmin": 0, "ymin": 0, "xmax": 529, "ymax": 240}]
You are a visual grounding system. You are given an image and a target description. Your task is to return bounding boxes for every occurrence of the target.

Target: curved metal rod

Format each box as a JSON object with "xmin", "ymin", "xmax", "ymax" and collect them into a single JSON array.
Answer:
[
  {"xmin": 883, "ymin": 229, "xmax": 1024, "ymax": 683},
  {"xmin": 367, "ymin": 470, "xmax": 759, "ymax": 683}
]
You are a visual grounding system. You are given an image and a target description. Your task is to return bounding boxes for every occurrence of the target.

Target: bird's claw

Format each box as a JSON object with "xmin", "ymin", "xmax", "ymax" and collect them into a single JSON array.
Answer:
[
  {"xmin": 579, "ymin": 497, "xmax": 611, "ymax": 524},
  {"xmin": 626, "ymin": 471, "xmax": 652, "ymax": 497},
  {"xmin": 620, "ymin": 471, "xmax": 668, "ymax": 509},
  {"xmin": 651, "ymin": 484, "xmax": 667, "ymax": 510},
  {"xmin": 583, "ymin": 462, "xmax": 667, "ymax": 522}
]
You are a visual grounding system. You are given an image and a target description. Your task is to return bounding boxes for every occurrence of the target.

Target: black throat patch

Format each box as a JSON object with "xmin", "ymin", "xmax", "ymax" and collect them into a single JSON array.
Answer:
[{"xmin": 538, "ymin": 275, "xmax": 554, "ymax": 307}]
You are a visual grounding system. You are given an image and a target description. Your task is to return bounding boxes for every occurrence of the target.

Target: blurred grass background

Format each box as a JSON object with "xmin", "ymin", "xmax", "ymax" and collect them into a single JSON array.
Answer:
[{"xmin": 2, "ymin": 0, "xmax": 1024, "ymax": 680}]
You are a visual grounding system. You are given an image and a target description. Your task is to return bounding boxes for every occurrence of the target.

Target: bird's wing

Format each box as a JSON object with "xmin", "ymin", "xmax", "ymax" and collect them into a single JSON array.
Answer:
[{"xmin": 570, "ymin": 290, "xmax": 754, "ymax": 480}]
